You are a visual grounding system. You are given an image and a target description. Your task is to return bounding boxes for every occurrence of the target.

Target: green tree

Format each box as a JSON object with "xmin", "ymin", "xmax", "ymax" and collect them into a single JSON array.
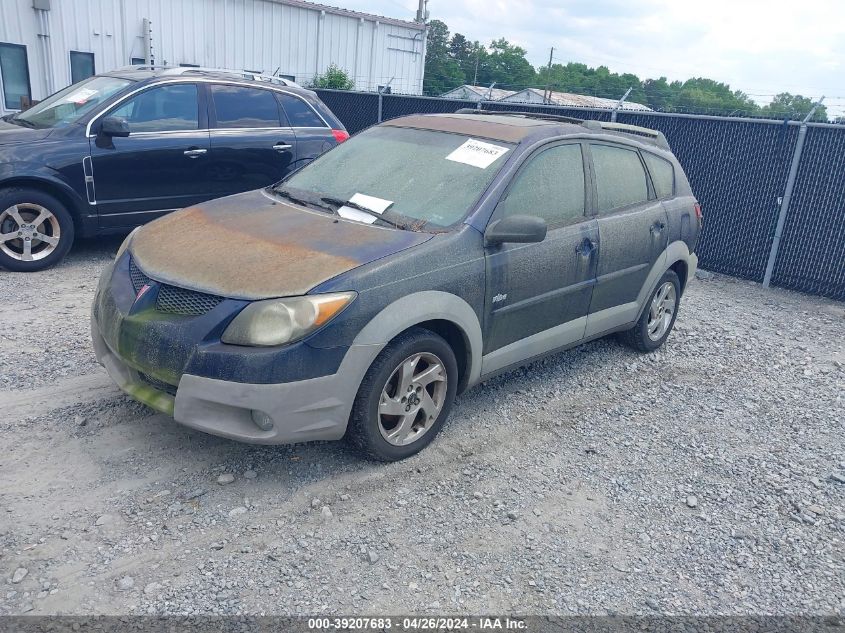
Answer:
[
  {"xmin": 449, "ymin": 33, "xmax": 486, "ymax": 85},
  {"xmin": 423, "ymin": 20, "xmax": 464, "ymax": 95},
  {"xmin": 476, "ymin": 38, "xmax": 535, "ymax": 89},
  {"xmin": 310, "ymin": 64, "xmax": 355, "ymax": 90},
  {"xmin": 761, "ymin": 93, "xmax": 828, "ymax": 121}
]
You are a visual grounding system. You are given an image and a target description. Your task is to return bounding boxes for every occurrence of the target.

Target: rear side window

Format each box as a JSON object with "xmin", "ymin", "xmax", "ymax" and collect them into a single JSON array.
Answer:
[
  {"xmin": 497, "ymin": 144, "xmax": 586, "ymax": 225},
  {"xmin": 110, "ymin": 83, "xmax": 199, "ymax": 132},
  {"xmin": 211, "ymin": 85, "xmax": 281, "ymax": 128},
  {"xmin": 276, "ymin": 93, "xmax": 326, "ymax": 128},
  {"xmin": 643, "ymin": 152, "xmax": 675, "ymax": 199},
  {"xmin": 591, "ymin": 144, "xmax": 649, "ymax": 212}
]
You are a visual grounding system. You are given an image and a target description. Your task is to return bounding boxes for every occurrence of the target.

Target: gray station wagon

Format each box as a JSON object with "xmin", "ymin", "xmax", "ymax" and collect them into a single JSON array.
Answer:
[{"xmin": 91, "ymin": 111, "xmax": 701, "ymax": 461}]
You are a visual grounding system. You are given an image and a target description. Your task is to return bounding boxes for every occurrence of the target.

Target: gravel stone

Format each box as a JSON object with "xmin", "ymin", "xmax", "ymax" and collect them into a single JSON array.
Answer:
[
  {"xmin": 116, "ymin": 576, "xmax": 134, "ymax": 591},
  {"xmin": 685, "ymin": 495, "xmax": 699, "ymax": 508},
  {"xmin": 1, "ymin": 244, "xmax": 843, "ymax": 616},
  {"xmin": 217, "ymin": 473, "xmax": 235, "ymax": 485},
  {"xmin": 11, "ymin": 568, "xmax": 27, "ymax": 584}
]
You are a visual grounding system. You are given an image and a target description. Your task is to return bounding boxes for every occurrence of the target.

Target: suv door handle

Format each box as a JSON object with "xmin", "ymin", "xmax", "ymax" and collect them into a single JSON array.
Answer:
[
  {"xmin": 273, "ymin": 143, "xmax": 293, "ymax": 152},
  {"xmin": 576, "ymin": 238, "xmax": 597, "ymax": 257},
  {"xmin": 650, "ymin": 221, "xmax": 666, "ymax": 234},
  {"xmin": 183, "ymin": 148, "xmax": 207, "ymax": 158}
]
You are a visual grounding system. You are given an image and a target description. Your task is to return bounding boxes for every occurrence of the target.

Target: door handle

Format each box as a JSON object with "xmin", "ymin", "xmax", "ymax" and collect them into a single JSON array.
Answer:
[
  {"xmin": 273, "ymin": 143, "xmax": 293, "ymax": 152},
  {"xmin": 183, "ymin": 148, "xmax": 207, "ymax": 158},
  {"xmin": 576, "ymin": 238, "xmax": 597, "ymax": 257}
]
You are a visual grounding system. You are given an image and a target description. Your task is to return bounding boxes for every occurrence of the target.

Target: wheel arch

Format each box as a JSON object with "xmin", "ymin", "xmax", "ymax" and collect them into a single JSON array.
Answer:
[
  {"xmin": 352, "ymin": 291, "xmax": 483, "ymax": 392},
  {"xmin": 0, "ymin": 176, "xmax": 88, "ymax": 234}
]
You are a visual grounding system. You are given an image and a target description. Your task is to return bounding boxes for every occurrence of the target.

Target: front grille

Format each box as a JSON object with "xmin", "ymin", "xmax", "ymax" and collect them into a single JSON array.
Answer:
[
  {"xmin": 156, "ymin": 285, "xmax": 224, "ymax": 316},
  {"xmin": 138, "ymin": 372, "xmax": 178, "ymax": 396},
  {"xmin": 128, "ymin": 257, "xmax": 224, "ymax": 316},
  {"xmin": 129, "ymin": 257, "xmax": 152, "ymax": 293}
]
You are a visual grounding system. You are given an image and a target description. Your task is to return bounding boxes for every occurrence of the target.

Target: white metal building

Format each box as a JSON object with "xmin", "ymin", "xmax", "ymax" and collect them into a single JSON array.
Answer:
[
  {"xmin": 501, "ymin": 88, "xmax": 651, "ymax": 111},
  {"xmin": 0, "ymin": 0, "xmax": 427, "ymax": 114},
  {"xmin": 440, "ymin": 84, "xmax": 516, "ymax": 102}
]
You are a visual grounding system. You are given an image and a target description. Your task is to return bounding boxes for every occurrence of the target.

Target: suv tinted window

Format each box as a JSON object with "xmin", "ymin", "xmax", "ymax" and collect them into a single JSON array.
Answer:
[
  {"xmin": 497, "ymin": 144, "xmax": 585, "ymax": 225},
  {"xmin": 211, "ymin": 85, "xmax": 281, "ymax": 128},
  {"xmin": 643, "ymin": 152, "xmax": 675, "ymax": 199},
  {"xmin": 110, "ymin": 83, "xmax": 198, "ymax": 132},
  {"xmin": 591, "ymin": 144, "xmax": 649, "ymax": 212},
  {"xmin": 277, "ymin": 93, "xmax": 325, "ymax": 127}
]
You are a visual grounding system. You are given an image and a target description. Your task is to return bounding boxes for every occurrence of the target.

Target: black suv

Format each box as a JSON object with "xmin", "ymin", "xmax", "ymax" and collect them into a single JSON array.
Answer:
[{"xmin": 0, "ymin": 66, "xmax": 347, "ymax": 271}]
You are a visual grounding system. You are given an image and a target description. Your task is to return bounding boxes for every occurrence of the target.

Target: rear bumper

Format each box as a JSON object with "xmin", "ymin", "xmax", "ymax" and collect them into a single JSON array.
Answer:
[{"xmin": 92, "ymin": 311, "xmax": 383, "ymax": 445}]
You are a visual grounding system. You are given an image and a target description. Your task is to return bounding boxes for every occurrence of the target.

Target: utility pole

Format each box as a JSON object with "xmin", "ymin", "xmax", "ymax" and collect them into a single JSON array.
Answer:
[
  {"xmin": 473, "ymin": 51, "xmax": 479, "ymax": 86},
  {"xmin": 415, "ymin": 0, "xmax": 427, "ymax": 22},
  {"xmin": 543, "ymin": 47, "xmax": 554, "ymax": 104},
  {"xmin": 610, "ymin": 87, "xmax": 632, "ymax": 122}
]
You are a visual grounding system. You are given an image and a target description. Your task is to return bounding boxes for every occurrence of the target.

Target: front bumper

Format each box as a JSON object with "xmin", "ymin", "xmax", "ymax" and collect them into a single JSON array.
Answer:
[{"xmin": 92, "ymin": 312, "xmax": 382, "ymax": 445}]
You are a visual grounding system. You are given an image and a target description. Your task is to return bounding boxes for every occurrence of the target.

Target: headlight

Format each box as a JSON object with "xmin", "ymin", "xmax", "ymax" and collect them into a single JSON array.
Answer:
[
  {"xmin": 221, "ymin": 292, "xmax": 356, "ymax": 347},
  {"xmin": 115, "ymin": 226, "xmax": 141, "ymax": 261}
]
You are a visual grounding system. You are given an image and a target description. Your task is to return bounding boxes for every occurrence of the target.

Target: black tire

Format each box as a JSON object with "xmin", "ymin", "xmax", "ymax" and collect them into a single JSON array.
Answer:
[
  {"xmin": 619, "ymin": 270, "xmax": 681, "ymax": 352},
  {"xmin": 0, "ymin": 187, "xmax": 75, "ymax": 272},
  {"xmin": 347, "ymin": 327, "xmax": 458, "ymax": 461}
]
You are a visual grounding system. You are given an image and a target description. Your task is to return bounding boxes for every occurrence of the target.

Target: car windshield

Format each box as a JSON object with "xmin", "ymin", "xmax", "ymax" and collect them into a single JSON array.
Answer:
[
  {"xmin": 13, "ymin": 76, "xmax": 134, "ymax": 129},
  {"xmin": 275, "ymin": 126, "xmax": 515, "ymax": 229}
]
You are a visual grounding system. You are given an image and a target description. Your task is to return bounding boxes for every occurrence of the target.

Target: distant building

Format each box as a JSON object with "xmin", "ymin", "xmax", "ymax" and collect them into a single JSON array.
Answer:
[
  {"xmin": 440, "ymin": 84, "xmax": 517, "ymax": 102},
  {"xmin": 0, "ymin": 0, "xmax": 427, "ymax": 115},
  {"xmin": 500, "ymin": 88, "xmax": 651, "ymax": 111}
]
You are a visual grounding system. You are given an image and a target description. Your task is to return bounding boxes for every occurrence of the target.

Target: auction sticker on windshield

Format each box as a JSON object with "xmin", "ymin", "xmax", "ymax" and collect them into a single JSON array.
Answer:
[{"xmin": 445, "ymin": 138, "xmax": 510, "ymax": 169}]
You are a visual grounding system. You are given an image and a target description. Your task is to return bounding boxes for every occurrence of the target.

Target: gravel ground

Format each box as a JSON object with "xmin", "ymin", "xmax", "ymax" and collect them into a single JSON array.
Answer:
[{"xmin": 1, "ymin": 241, "xmax": 843, "ymax": 617}]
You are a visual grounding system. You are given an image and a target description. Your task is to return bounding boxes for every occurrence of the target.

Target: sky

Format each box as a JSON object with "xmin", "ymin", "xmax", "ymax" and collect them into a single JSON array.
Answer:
[{"xmin": 328, "ymin": 0, "xmax": 845, "ymax": 116}]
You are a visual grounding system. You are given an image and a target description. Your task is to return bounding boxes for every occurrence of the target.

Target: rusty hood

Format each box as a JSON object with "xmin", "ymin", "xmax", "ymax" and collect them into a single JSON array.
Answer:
[{"xmin": 129, "ymin": 189, "xmax": 432, "ymax": 300}]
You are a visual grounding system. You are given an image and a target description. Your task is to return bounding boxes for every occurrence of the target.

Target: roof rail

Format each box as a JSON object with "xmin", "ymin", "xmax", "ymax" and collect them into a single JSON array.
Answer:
[
  {"xmin": 115, "ymin": 65, "xmax": 302, "ymax": 88},
  {"xmin": 581, "ymin": 120, "xmax": 670, "ymax": 149},
  {"xmin": 454, "ymin": 108, "xmax": 584, "ymax": 125}
]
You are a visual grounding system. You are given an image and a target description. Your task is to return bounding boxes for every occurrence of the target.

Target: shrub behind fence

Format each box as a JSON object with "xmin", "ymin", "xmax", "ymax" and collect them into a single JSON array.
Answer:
[{"xmin": 315, "ymin": 89, "xmax": 844, "ymax": 301}]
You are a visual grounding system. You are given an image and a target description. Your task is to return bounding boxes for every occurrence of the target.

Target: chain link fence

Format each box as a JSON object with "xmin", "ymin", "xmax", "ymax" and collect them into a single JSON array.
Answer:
[{"xmin": 315, "ymin": 89, "xmax": 844, "ymax": 301}]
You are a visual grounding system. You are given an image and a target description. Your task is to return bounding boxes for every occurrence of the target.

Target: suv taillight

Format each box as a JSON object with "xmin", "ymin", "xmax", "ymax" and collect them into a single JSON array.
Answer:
[
  {"xmin": 332, "ymin": 129, "xmax": 349, "ymax": 143},
  {"xmin": 694, "ymin": 202, "xmax": 703, "ymax": 224}
]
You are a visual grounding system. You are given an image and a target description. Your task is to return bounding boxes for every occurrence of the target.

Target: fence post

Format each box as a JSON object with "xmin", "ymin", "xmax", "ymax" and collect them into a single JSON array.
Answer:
[
  {"xmin": 610, "ymin": 87, "xmax": 632, "ymax": 122},
  {"xmin": 376, "ymin": 77, "xmax": 394, "ymax": 123},
  {"xmin": 762, "ymin": 97, "xmax": 824, "ymax": 288}
]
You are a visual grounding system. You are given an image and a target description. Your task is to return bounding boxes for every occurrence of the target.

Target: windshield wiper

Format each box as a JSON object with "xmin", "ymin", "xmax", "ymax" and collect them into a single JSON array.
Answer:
[
  {"xmin": 6, "ymin": 116, "xmax": 38, "ymax": 129},
  {"xmin": 319, "ymin": 196, "xmax": 408, "ymax": 230},
  {"xmin": 272, "ymin": 188, "xmax": 337, "ymax": 214}
]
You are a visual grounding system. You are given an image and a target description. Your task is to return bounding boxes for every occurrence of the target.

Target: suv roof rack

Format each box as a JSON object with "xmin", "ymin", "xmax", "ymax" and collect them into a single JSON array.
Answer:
[
  {"xmin": 115, "ymin": 65, "xmax": 302, "ymax": 88},
  {"xmin": 454, "ymin": 108, "xmax": 670, "ymax": 149}
]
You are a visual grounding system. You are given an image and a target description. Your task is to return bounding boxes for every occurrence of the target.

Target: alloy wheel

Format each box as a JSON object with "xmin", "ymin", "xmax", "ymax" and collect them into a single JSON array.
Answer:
[
  {"xmin": 647, "ymin": 281, "xmax": 677, "ymax": 341},
  {"xmin": 0, "ymin": 203, "xmax": 61, "ymax": 262},
  {"xmin": 377, "ymin": 351, "xmax": 448, "ymax": 447}
]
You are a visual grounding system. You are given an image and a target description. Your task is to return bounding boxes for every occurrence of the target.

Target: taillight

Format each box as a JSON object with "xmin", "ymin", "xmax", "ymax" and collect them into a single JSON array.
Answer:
[
  {"xmin": 332, "ymin": 129, "xmax": 349, "ymax": 143},
  {"xmin": 694, "ymin": 202, "xmax": 703, "ymax": 223}
]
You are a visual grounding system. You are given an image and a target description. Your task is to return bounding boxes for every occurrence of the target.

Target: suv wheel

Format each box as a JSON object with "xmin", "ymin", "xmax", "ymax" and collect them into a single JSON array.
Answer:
[
  {"xmin": 347, "ymin": 327, "xmax": 458, "ymax": 461},
  {"xmin": 619, "ymin": 270, "xmax": 681, "ymax": 352},
  {"xmin": 0, "ymin": 187, "xmax": 75, "ymax": 272}
]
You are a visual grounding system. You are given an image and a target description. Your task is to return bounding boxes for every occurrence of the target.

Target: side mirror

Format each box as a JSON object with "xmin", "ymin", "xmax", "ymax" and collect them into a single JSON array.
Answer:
[
  {"xmin": 100, "ymin": 116, "xmax": 130, "ymax": 138},
  {"xmin": 484, "ymin": 215, "xmax": 547, "ymax": 245}
]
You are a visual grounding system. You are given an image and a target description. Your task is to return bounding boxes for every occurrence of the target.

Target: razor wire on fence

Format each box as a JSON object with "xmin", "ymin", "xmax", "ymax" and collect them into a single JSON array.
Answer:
[{"xmin": 314, "ymin": 89, "xmax": 844, "ymax": 301}]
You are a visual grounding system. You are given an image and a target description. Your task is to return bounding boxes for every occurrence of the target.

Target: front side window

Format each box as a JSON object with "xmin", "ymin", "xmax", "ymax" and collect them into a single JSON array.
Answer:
[
  {"xmin": 279, "ymin": 126, "xmax": 514, "ymax": 228},
  {"xmin": 15, "ymin": 75, "xmax": 132, "ymax": 128},
  {"xmin": 277, "ymin": 93, "xmax": 325, "ymax": 127},
  {"xmin": 70, "ymin": 51, "xmax": 95, "ymax": 84},
  {"xmin": 211, "ymin": 85, "xmax": 281, "ymax": 128},
  {"xmin": 496, "ymin": 144, "xmax": 586, "ymax": 225},
  {"xmin": 0, "ymin": 43, "xmax": 31, "ymax": 110},
  {"xmin": 591, "ymin": 144, "xmax": 649, "ymax": 212},
  {"xmin": 109, "ymin": 83, "xmax": 199, "ymax": 133},
  {"xmin": 643, "ymin": 152, "xmax": 675, "ymax": 199}
]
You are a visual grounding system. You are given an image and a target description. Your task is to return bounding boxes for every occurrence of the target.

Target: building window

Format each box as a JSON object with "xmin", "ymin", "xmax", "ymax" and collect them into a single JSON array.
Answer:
[
  {"xmin": 0, "ymin": 43, "xmax": 32, "ymax": 110},
  {"xmin": 70, "ymin": 51, "xmax": 95, "ymax": 84},
  {"xmin": 131, "ymin": 57, "xmax": 146, "ymax": 66},
  {"xmin": 179, "ymin": 63, "xmax": 199, "ymax": 68}
]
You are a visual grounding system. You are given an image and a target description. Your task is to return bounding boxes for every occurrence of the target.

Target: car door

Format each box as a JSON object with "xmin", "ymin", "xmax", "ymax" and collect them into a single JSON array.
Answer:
[
  {"xmin": 205, "ymin": 83, "xmax": 297, "ymax": 198},
  {"xmin": 89, "ymin": 82, "xmax": 211, "ymax": 226},
  {"xmin": 481, "ymin": 141, "xmax": 599, "ymax": 375},
  {"xmin": 275, "ymin": 91, "xmax": 334, "ymax": 168},
  {"xmin": 584, "ymin": 142, "xmax": 669, "ymax": 337}
]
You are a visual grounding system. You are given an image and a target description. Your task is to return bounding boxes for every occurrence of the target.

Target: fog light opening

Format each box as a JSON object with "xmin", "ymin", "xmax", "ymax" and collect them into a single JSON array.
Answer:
[{"xmin": 251, "ymin": 410, "xmax": 275, "ymax": 431}]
